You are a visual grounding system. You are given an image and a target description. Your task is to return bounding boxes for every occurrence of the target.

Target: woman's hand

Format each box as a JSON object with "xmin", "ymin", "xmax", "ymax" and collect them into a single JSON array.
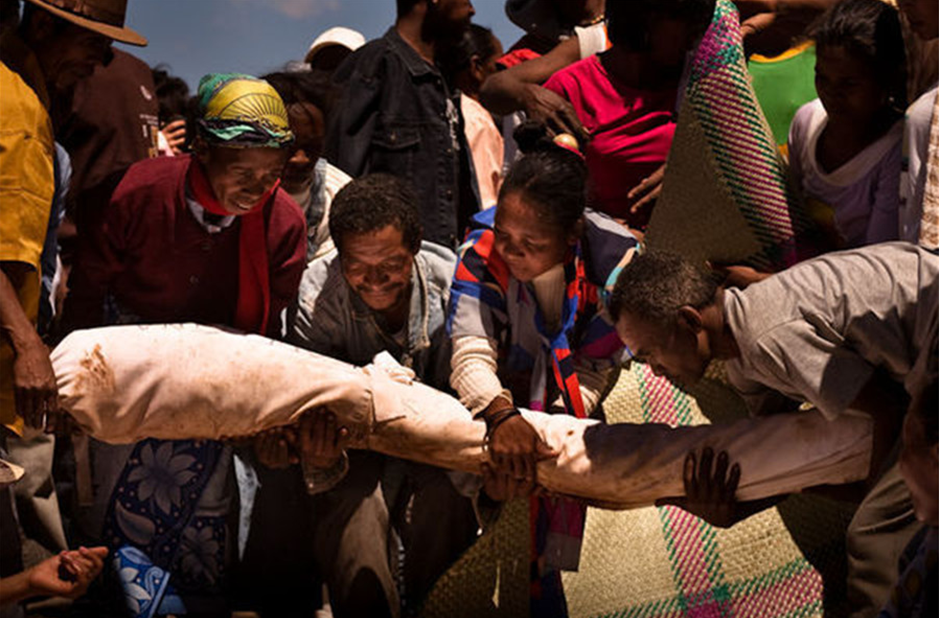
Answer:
[
  {"xmin": 160, "ymin": 119, "xmax": 187, "ymax": 155},
  {"xmin": 29, "ymin": 546, "xmax": 108, "ymax": 599},
  {"xmin": 486, "ymin": 409, "xmax": 558, "ymax": 484},
  {"xmin": 627, "ymin": 164, "xmax": 666, "ymax": 217},
  {"xmin": 521, "ymin": 84, "xmax": 589, "ymax": 143}
]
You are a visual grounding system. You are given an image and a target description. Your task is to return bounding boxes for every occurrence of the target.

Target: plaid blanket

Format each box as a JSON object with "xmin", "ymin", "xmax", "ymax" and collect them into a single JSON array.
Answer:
[{"xmin": 560, "ymin": 363, "xmax": 853, "ymax": 618}]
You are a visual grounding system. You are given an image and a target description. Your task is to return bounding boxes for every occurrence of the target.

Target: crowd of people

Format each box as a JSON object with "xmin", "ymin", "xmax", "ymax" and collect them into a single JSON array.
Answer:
[{"xmin": 0, "ymin": 0, "xmax": 936, "ymax": 617}]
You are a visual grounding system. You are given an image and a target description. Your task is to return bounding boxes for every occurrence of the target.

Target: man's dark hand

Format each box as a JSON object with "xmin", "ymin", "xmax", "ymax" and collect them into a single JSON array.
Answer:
[{"xmin": 657, "ymin": 448, "xmax": 741, "ymax": 528}]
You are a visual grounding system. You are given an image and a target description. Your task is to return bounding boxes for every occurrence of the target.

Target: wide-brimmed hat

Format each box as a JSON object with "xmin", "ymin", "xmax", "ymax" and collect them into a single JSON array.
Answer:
[
  {"xmin": 23, "ymin": 0, "xmax": 147, "ymax": 46},
  {"xmin": 304, "ymin": 26, "xmax": 365, "ymax": 64}
]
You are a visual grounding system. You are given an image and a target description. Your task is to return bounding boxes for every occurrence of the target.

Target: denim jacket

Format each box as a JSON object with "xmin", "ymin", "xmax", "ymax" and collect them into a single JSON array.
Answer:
[
  {"xmin": 290, "ymin": 241, "xmax": 457, "ymax": 392},
  {"xmin": 325, "ymin": 27, "xmax": 479, "ymax": 248}
]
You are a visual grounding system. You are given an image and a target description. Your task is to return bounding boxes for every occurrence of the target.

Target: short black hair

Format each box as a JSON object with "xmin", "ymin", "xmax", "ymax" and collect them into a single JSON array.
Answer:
[
  {"xmin": 499, "ymin": 146, "xmax": 587, "ymax": 233},
  {"xmin": 438, "ymin": 23, "xmax": 499, "ymax": 82},
  {"xmin": 609, "ymin": 251, "xmax": 721, "ymax": 327},
  {"xmin": 152, "ymin": 65, "xmax": 190, "ymax": 123},
  {"xmin": 329, "ymin": 173, "xmax": 423, "ymax": 254},
  {"xmin": 607, "ymin": 0, "xmax": 715, "ymax": 50},
  {"xmin": 811, "ymin": 0, "xmax": 907, "ymax": 107},
  {"xmin": 261, "ymin": 70, "xmax": 334, "ymax": 120}
]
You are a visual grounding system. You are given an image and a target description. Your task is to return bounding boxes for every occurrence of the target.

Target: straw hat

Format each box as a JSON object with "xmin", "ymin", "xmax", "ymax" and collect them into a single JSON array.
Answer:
[
  {"xmin": 304, "ymin": 26, "xmax": 365, "ymax": 65},
  {"xmin": 23, "ymin": 0, "xmax": 146, "ymax": 46}
]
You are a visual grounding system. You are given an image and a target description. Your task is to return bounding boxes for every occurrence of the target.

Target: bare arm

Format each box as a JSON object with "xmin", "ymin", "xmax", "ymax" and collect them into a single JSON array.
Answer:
[
  {"xmin": 479, "ymin": 37, "xmax": 588, "ymax": 139},
  {"xmin": 0, "ymin": 263, "xmax": 57, "ymax": 430}
]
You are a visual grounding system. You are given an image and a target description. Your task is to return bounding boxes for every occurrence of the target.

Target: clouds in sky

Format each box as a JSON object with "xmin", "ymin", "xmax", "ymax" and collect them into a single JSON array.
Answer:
[{"xmin": 233, "ymin": 0, "xmax": 340, "ymax": 20}]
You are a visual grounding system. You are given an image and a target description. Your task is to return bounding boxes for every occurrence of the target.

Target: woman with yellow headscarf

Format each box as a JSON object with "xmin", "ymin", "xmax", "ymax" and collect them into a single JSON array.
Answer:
[{"xmin": 62, "ymin": 74, "xmax": 306, "ymax": 615}]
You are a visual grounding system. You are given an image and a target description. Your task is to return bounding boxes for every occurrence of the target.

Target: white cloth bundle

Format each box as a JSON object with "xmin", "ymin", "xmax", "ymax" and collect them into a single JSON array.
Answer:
[{"xmin": 53, "ymin": 324, "xmax": 873, "ymax": 507}]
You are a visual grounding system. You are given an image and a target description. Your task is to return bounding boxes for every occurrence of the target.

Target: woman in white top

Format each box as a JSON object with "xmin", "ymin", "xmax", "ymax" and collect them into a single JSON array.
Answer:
[{"xmin": 787, "ymin": 0, "xmax": 907, "ymax": 249}]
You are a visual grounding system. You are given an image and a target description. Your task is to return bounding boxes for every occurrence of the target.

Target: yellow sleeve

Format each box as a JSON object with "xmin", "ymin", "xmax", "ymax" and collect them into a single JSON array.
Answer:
[{"xmin": 0, "ymin": 61, "xmax": 54, "ymax": 432}]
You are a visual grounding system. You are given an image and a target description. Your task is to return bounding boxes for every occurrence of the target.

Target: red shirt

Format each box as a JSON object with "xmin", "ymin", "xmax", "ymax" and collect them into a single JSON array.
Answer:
[
  {"xmin": 544, "ymin": 55, "xmax": 676, "ymax": 227},
  {"xmin": 65, "ymin": 155, "xmax": 306, "ymax": 338}
]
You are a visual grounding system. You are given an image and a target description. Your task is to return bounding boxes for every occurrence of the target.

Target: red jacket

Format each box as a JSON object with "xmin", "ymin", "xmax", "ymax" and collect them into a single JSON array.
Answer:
[{"xmin": 65, "ymin": 155, "xmax": 306, "ymax": 338}]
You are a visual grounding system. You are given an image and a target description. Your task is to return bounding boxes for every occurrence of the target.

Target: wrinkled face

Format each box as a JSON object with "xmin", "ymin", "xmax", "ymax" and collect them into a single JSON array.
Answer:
[
  {"xmin": 615, "ymin": 312, "xmax": 709, "ymax": 388},
  {"xmin": 899, "ymin": 0, "xmax": 939, "ymax": 41},
  {"xmin": 46, "ymin": 23, "xmax": 112, "ymax": 92},
  {"xmin": 899, "ymin": 402, "xmax": 939, "ymax": 527},
  {"xmin": 493, "ymin": 192, "xmax": 575, "ymax": 283},
  {"xmin": 282, "ymin": 102, "xmax": 326, "ymax": 195},
  {"xmin": 197, "ymin": 146, "xmax": 288, "ymax": 216},
  {"xmin": 340, "ymin": 225, "xmax": 415, "ymax": 313},
  {"xmin": 428, "ymin": 0, "xmax": 475, "ymax": 41},
  {"xmin": 815, "ymin": 45, "xmax": 887, "ymax": 126}
]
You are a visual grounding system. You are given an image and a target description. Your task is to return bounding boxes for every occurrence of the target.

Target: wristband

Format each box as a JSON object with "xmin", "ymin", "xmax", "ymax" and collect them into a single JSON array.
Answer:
[{"xmin": 485, "ymin": 407, "xmax": 521, "ymax": 440}]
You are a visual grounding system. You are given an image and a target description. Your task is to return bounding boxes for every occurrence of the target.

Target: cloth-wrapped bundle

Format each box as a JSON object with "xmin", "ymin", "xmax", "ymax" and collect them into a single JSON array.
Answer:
[{"xmin": 53, "ymin": 324, "xmax": 872, "ymax": 508}]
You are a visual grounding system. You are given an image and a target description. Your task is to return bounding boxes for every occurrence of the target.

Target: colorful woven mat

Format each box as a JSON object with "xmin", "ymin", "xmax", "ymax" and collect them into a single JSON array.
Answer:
[
  {"xmin": 561, "ymin": 362, "xmax": 856, "ymax": 618},
  {"xmin": 647, "ymin": 0, "xmax": 815, "ymax": 271},
  {"xmin": 419, "ymin": 362, "xmax": 855, "ymax": 618}
]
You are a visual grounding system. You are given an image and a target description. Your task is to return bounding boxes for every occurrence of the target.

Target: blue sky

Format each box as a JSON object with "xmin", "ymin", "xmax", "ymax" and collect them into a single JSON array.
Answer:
[{"xmin": 117, "ymin": 0, "xmax": 524, "ymax": 90}]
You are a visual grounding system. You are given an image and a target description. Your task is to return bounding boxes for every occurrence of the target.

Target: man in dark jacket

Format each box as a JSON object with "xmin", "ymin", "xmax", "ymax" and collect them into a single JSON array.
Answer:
[{"xmin": 325, "ymin": 0, "xmax": 479, "ymax": 249}]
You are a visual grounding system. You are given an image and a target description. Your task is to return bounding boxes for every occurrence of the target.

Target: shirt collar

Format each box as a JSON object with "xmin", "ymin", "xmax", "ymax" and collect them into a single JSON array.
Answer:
[
  {"xmin": 185, "ymin": 191, "xmax": 236, "ymax": 234},
  {"xmin": 383, "ymin": 27, "xmax": 440, "ymax": 78}
]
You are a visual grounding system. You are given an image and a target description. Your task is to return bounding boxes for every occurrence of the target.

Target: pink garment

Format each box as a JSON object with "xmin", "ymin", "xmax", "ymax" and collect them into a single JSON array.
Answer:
[
  {"xmin": 544, "ymin": 55, "xmax": 676, "ymax": 226},
  {"xmin": 461, "ymin": 94, "xmax": 504, "ymax": 209}
]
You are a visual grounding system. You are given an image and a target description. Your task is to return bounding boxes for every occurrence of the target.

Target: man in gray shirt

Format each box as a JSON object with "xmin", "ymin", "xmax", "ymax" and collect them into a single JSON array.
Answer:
[
  {"xmin": 284, "ymin": 174, "xmax": 476, "ymax": 614},
  {"xmin": 609, "ymin": 243, "xmax": 938, "ymax": 618}
]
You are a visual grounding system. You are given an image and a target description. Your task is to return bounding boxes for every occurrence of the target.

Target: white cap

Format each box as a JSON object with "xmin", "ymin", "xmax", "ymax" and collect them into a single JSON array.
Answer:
[{"xmin": 305, "ymin": 27, "xmax": 366, "ymax": 65}]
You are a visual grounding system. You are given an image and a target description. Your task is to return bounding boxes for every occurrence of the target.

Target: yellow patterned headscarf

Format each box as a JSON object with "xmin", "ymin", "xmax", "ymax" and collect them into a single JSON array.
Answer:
[{"xmin": 196, "ymin": 73, "xmax": 294, "ymax": 148}]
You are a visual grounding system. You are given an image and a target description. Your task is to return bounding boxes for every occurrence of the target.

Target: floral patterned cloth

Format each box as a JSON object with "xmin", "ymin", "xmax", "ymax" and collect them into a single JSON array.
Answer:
[{"xmin": 102, "ymin": 439, "xmax": 230, "ymax": 616}]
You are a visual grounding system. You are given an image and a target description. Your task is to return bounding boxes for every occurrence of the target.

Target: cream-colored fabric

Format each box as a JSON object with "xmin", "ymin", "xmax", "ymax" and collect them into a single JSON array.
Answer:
[
  {"xmin": 53, "ymin": 323, "xmax": 873, "ymax": 507},
  {"xmin": 920, "ymin": 91, "xmax": 939, "ymax": 249},
  {"xmin": 450, "ymin": 335, "xmax": 512, "ymax": 415},
  {"xmin": 531, "ymin": 263, "xmax": 565, "ymax": 333}
]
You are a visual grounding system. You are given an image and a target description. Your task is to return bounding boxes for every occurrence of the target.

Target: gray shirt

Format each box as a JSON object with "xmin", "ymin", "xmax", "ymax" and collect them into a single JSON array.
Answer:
[
  {"xmin": 290, "ymin": 241, "xmax": 457, "ymax": 391},
  {"xmin": 724, "ymin": 242, "xmax": 938, "ymax": 419}
]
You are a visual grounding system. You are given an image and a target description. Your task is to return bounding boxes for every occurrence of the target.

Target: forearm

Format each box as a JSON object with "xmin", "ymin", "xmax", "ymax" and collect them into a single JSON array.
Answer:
[
  {"xmin": 0, "ymin": 265, "xmax": 42, "ymax": 353},
  {"xmin": 479, "ymin": 72, "xmax": 537, "ymax": 116},
  {"xmin": 479, "ymin": 37, "xmax": 580, "ymax": 115},
  {"xmin": 0, "ymin": 570, "xmax": 36, "ymax": 607},
  {"xmin": 450, "ymin": 335, "xmax": 513, "ymax": 416}
]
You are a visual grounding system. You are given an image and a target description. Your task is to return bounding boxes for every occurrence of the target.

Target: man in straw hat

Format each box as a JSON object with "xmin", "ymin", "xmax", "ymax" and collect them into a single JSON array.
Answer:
[
  {"xmin": 62, "ymin": 73, "xmax": 306, "ymax": 613},
  {"xmin": 0, "ymin": 0, "xmax": 145, "ymax": 581}
]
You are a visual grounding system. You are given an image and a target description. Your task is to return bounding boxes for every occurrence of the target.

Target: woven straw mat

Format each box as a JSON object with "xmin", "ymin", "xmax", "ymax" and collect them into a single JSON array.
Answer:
[{"xmin": 420, "ymin": 363, "xmax": 856, "ymax": 618}]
